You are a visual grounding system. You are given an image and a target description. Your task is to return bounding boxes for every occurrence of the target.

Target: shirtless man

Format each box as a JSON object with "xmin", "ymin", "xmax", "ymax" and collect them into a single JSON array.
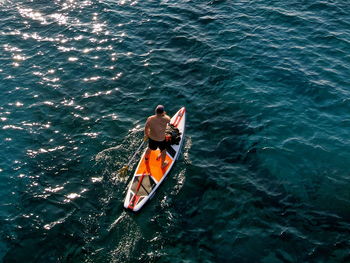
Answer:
[{"xmin": 144, "ymin": 105, "xmax": 171, "ymax": 168}]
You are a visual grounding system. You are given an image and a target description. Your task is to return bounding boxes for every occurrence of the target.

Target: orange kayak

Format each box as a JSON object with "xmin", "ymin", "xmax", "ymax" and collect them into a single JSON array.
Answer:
[{"xmin": 124, "ymin": 107, "xmax": 186, "ymax": 211}]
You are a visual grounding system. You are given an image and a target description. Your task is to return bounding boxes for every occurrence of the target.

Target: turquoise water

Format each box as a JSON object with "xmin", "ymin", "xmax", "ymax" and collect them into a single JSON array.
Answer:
[{"xmin": 1, "ymin": 0, "xmax": 350, "ymax": 262}]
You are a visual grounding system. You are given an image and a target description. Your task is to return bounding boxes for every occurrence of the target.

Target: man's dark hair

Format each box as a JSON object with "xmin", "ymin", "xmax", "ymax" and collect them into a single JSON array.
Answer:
[{"xmin": 156, "ymin": 105, "xmax": 164, "ymax": 114}]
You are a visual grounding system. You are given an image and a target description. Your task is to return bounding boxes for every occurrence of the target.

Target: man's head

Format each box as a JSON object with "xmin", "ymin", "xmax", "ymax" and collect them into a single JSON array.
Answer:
[{"xmin": 155, "ymin": 105, "xmax": 165, "ymax": 115}]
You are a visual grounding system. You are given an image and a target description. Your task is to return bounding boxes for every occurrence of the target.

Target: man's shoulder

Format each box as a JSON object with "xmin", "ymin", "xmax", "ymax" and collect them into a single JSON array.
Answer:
[{"xmin": 147, "ymin": 115, "xmax": 156, "ymax": 120}]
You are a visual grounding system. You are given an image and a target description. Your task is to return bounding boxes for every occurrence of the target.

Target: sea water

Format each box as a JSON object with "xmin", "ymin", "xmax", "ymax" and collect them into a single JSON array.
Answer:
[{"xmin": 0, "ymin": 0, "xmax": 349, "ymax": 262}]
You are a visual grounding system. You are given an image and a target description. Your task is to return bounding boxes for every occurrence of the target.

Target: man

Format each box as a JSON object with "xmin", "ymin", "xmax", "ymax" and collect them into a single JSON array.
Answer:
[{"xmin": 144, "ymin": 105, "xmax": 171, "ymax": 168}]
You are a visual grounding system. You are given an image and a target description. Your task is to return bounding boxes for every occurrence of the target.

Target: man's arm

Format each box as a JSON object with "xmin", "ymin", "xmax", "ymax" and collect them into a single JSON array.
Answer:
[{"xmin": 144, "ymin": 117, "xmax": 151, "ymax": 139}]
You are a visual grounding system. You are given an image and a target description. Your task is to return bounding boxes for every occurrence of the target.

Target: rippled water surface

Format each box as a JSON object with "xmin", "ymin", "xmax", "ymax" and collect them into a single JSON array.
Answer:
[{"xmin": 1, "ymin": 0, "xmax": 350, "ymax": 262}]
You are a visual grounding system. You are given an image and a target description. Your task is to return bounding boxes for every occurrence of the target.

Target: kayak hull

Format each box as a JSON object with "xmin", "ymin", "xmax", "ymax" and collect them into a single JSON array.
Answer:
[{"xmin": 124, "ymin": 107, "xmax": 186, "ymax": 211}]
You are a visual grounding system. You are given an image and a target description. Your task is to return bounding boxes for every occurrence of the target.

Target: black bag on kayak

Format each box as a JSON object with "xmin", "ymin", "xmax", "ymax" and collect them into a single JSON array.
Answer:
[{"xmin": 165, "ymin": 124, "xmax": 181, "ymax": 145}]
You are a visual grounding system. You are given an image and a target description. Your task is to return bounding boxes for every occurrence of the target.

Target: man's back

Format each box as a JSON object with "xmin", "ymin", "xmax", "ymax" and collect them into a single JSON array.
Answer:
[{"xmin": 146, "ymin": 114, "xmax": 170, "ymax": 141}]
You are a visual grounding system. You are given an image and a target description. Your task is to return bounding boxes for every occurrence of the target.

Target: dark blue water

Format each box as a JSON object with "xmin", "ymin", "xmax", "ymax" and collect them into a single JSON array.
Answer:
[{"xmin": 1, "ymin": 0, "xmax": 350, "ymax": 262}]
